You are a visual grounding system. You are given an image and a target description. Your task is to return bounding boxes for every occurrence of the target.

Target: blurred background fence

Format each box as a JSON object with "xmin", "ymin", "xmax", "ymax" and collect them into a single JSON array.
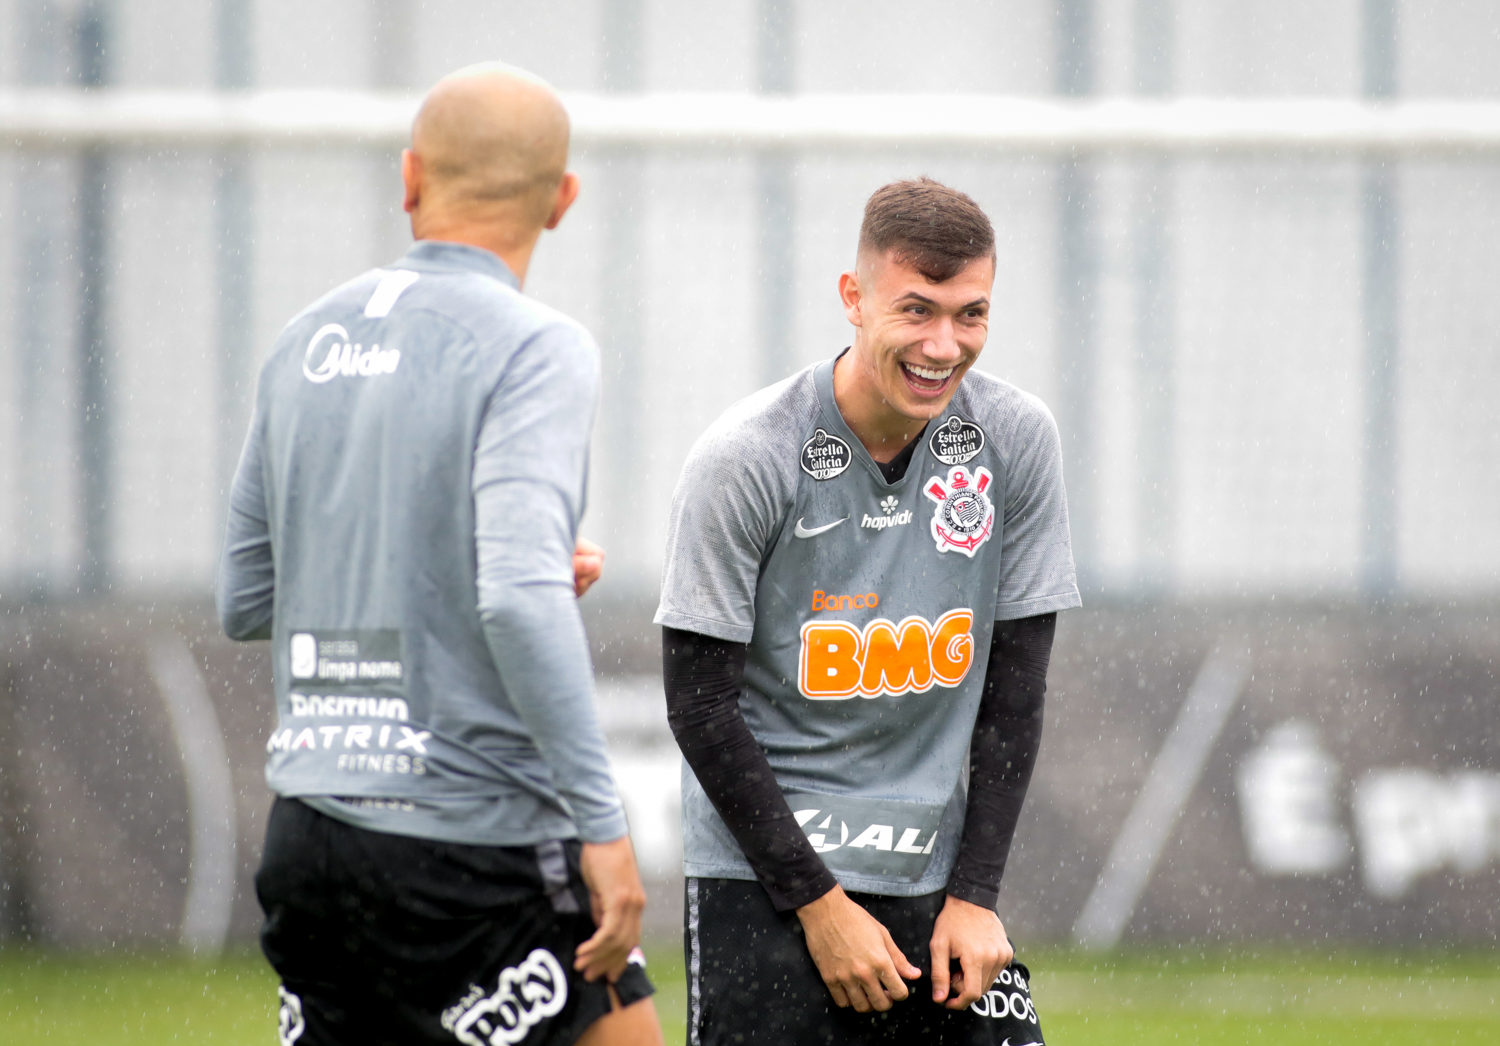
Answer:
[{"xmin": 0, "ymin": 0, "xmax": 1497, "ymax": 952}]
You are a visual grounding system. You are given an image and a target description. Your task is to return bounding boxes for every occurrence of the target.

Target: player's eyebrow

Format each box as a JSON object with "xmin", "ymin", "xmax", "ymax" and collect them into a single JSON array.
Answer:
[{"xmin": 893, "ymin": 291, "xmax": 990, "ymax": 310}]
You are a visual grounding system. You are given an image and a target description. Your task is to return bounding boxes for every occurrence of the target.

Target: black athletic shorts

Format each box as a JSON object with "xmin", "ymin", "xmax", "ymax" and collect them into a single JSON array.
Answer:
[
  {"xmin": 684, "ymin": 877, "xmax": 1043, "ymax": 1046},
  {"xmin": 256, "ymin": 797, "xmax": 653, "ymax": 1046}
]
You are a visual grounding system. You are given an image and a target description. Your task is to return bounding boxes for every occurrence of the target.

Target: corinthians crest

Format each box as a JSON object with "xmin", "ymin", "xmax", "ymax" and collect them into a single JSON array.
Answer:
[{"xmin": 923, "ymin": 465, "xmax": 995, "ymax": 557}]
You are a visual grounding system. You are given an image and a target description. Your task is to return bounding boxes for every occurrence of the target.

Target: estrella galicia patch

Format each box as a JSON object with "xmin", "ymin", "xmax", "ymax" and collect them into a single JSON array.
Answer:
[
  {"xmin": 800, "ymin": 428, "xmax": 852, "ymax": 481},
  {"xmin": 929, "ymin": 414, "xmax": 986, "ymax": 465}
]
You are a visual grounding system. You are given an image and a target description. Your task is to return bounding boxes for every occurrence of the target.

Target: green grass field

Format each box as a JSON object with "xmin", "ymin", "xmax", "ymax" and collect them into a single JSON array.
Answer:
[
  {"xmin": 1030, "ymin": 947, "xmax": 1500, "ymax": 1045},
  {"xmin": 1, "ymin": 944, "xmax": 1493, "ymax": 1044}
]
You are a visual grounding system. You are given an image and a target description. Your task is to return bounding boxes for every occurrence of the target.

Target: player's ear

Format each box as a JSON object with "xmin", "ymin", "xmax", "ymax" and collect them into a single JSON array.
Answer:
[
  {"xmin": 544, "ymin": 172, "xmax": 580, "ymax": 230},
  {"xmin": 402, "ymin": 149, "xmax": 422, "ymax": 215},
  {"xmin": 839, "ymin": 269, "xmax": 863, "ymax": 327}
]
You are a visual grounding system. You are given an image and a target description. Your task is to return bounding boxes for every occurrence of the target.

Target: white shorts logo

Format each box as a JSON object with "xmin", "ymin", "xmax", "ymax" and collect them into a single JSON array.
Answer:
[
  {"xmin": 445, "ymin": 948, "xmax": 569, "ymax": 1046},
  {"xmin": 277, "ymin": 986, "xmax": 306, "ymax": 1046},
  {"xmin": 970, "ymin": 966, "xmax": 1040, "ymax": 1026}
]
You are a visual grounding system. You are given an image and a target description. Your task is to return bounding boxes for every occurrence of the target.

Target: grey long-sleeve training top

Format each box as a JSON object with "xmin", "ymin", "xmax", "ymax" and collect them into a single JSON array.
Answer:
[{"xmin": 217, "ymin": 239, "xmax": 627, "ymax": 846}]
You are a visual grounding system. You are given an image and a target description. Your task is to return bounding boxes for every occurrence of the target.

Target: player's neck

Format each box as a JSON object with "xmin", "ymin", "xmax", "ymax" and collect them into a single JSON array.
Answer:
[
  {"xmin": 409, "ymin": 215, "xmax": 543, "ymax": 288},
  {"xmin": 831, "ymin": 348, "xmax": 933, "ymax": 464}
]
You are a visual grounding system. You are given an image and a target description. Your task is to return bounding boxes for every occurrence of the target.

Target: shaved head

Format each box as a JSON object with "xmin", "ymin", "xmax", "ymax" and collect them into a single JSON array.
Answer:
[{"xmin": 410, "ymin": 63, "xmax": 570, "ymax": 227}]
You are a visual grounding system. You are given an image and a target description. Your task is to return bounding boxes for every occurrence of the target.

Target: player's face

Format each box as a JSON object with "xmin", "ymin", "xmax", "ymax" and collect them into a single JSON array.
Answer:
[{"xmin": 841, "ymin": 250, "xmax": 994, "ymax": 422}]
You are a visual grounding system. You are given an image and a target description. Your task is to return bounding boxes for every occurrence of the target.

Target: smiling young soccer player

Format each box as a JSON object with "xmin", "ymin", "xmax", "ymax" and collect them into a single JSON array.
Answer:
[{"xmin": 656, "ymin": 178, "xmax": 1081, "ymax": 1044}]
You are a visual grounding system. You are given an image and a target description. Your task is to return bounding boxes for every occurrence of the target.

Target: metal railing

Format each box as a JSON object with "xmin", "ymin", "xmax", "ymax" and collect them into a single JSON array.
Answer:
[{"xmin": 2, "ymin": 89, "xmax": 1500, "ymax": 153}]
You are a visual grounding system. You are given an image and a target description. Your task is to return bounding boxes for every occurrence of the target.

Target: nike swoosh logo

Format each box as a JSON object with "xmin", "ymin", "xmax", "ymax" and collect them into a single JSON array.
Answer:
[{"xmin": 793, "ymin": 516, "xmax": 848, "ymax": 539}]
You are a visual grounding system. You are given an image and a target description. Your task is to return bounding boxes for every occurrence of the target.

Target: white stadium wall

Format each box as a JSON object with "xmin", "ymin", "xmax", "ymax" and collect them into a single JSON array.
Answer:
[{"xmin": 3, "ymin": 0, "xmax": 1500, "ymax": 601}]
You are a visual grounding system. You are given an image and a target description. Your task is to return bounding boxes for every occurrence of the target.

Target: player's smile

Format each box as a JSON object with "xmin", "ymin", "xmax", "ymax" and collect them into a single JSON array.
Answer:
[
  {"xmin": 871, "ymin": 320, "xmax": 979, "ymax": 417},
  {"xmin": 899, "ymin": 359, "xmax": 959, "ymax": 396}
]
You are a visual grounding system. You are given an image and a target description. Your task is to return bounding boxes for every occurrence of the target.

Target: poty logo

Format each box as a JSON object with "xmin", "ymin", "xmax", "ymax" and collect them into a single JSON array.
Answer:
[
  {"xmin": 444, "ymin": 948, "xmax": 569, "ymax": 1046},
  {"xmin": 798, "ymin": 609, "xmax": 974, "ymax": 699},
  {"xmin": 861, "ymin": 495, "xmax": 913, "ymax": 531},
  {"xmin": 277, "ymin": 986, "xmax": 305, "ymax": 1046},
  {"xmin": 303, "ymin": 323, "xmax": 401, "ymax": 383}
]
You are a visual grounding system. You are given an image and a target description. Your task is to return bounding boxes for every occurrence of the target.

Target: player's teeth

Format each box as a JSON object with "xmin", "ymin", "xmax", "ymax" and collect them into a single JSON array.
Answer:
[{"xmin": 905, "ymin": 363, "xmax": 954, "ymax": 381}]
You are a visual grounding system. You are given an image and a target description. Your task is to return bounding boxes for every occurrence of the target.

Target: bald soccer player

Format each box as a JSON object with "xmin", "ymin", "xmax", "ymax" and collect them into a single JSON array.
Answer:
[{"xmin": 218, "ymin": 65, "xmax": 662, "ymax": 1046}]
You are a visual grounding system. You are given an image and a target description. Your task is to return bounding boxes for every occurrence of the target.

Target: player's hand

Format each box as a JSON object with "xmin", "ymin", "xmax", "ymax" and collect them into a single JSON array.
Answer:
[
  {"xmin": 573, "ymin": 537, "xmax": 605, "ymax": 598},
  {"xmin": 930, "ymin": 894, "xmax": 1014, "ymax": 1010},
  {"xmin": 575, "ymin": 836, "xmax": 647, "ymax": 983},
  {"xmin": 796, "ymin": 885, "xmax": 921, "ymax": 1013}
]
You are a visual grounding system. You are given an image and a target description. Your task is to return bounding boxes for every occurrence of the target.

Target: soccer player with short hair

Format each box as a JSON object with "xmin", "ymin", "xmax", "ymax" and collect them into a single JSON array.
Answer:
[
  {"xmin": 657, "ymin": 178, "xmax": 1080, "ymax": 1044},
  {"xmin": 218, "ymin": 65, "xmax": 661, "ymax": 1046}
]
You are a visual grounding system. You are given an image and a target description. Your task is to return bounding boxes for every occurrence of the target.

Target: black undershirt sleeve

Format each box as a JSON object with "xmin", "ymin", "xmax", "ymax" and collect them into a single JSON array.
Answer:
[
  {"xmin": 662, "ymin": 627, "xmax": 838, "ymax": 911},
  {"xmin": 662, "ymin": 613, "xmax": 1056, "ymax": 913},
  {"xmin": 946, "ymin": 612, "xmax": 1057, "ymax": 910}
]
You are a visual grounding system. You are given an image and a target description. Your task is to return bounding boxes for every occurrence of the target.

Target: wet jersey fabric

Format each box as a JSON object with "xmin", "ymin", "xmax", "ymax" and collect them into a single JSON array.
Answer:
[
  {"xmin": 655, "ymin": 356, "xmax": 1079, "ymax": 896},
  {"xmin": 218, "ymin": 240, "xmax": 627, "ymax": 848}
]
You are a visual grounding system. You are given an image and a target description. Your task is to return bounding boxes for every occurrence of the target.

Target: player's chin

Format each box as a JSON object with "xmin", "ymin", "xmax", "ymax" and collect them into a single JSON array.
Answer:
[{"xmin": 892, "ymin": 386, "xmax": 960, "ymax": 422}]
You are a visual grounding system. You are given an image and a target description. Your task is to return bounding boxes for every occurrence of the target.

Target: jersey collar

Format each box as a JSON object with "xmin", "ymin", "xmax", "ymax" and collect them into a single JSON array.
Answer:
[
  {"xmin": 395, "ymin": 240, "xmax": 521, "ymax": 289},
  {"xmin": 812, "ymin": 354, "xmax": 932, "ymax": 489}
]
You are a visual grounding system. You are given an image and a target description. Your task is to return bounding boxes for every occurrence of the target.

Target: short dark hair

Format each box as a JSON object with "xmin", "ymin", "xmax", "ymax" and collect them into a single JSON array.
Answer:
[{"xmin": 857, "ymin": 177, "xmax": 995, "ymax": 283}]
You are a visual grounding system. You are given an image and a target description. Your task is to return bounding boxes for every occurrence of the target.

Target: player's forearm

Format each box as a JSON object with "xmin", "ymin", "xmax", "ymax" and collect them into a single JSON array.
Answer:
[
  {"xmin": 663, "ymin": 627, "xmax": 838, "ymax": 910},
  {"xmin": 482, "ymin": 583, "xmax": 627, "ymax": 843},
  {"xmin": 948, "ymin": 613, "xmax": 1056, "ymax": 909}
]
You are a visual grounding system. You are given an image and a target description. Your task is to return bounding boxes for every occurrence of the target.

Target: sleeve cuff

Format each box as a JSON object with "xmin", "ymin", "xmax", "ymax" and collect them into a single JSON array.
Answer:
[
  {"xmin": 575, "ymin": 809, "xmax": 631, "ymax": 845},
  {"xmin": 653, "ymin": 607, "xmax": 754, "ymax": 644},
  {"xmin": 994, "ymin": 589, "xmax": 1082, "ymax": 621},
  {"xmin": 946, "ymin": 877, "xmax": 1001, "ymax": 912},
  {"xmin": 765, "ymin": 867, "xmax": 840, "ymax": 912}
]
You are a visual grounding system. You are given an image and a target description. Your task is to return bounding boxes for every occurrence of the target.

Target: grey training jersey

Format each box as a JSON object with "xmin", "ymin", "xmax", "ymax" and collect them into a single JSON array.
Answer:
[
  {"xmin": 655, "ymin": 357, "xmax": 1080, "ymax": 896},
  {"xmin": 218, "ymin": 240, "xmax": 627, "ymax": 848}
]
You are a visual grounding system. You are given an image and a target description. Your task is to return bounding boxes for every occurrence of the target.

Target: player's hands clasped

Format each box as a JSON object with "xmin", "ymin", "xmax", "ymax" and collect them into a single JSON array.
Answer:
[
  {"xmin": 797, "ymin": 886, "xmax": 922, "ymax": 1012},
  {"xmin": 575, "ymin": 836, "xmax": 647, "ymax": 983},
  {"xmin": 929, "ymin": 894, "xmax": 1014, "ymax": 1010},
  {"xmin": 573, "ymin": 537, "xmax": 605, "ymax": 597}
]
